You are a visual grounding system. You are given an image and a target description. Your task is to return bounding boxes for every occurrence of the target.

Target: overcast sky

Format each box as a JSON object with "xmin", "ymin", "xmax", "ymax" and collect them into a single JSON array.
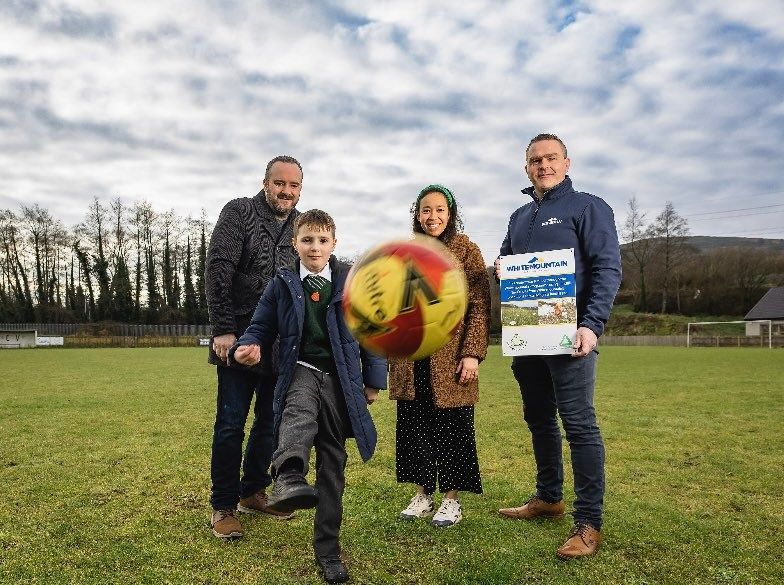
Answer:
[{"xmin": 1, "ymin": 0, "xmax": 783, "ymax": 262}]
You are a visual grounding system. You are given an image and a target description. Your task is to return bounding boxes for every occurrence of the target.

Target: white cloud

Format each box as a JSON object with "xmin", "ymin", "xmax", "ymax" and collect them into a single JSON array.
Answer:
[{"xmin": 0, "ymin": 0, "xmax": 782, "ymax": 264}]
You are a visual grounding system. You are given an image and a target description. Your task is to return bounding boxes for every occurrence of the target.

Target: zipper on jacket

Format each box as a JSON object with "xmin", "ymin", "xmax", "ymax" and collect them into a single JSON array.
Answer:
[{"xmin": 523, "ymin": 199, "xmax": 542, "ymax": 253}]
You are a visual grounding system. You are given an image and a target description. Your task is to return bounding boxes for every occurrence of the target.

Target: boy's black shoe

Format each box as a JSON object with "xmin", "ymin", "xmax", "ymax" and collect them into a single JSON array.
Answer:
[
  {"xmin": 266, "ymin": 473, "xmax": 318, "ymax": 513},
  {"xmin": 316, "ymin": 557, "xmax": 349, "ymax": 584}
]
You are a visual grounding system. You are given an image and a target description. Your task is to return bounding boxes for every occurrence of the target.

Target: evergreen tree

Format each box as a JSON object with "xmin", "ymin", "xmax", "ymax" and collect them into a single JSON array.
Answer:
[
  {"xmin": 183, "ymin": 236, "xmax": 198, "ymax": 323},
  {"xmin": 74, "ymin": 284, "xmax": 86, "ymax": 321},
  {"xmin": 145, "ymin": 246, "xmax": 159, "ymax": 323},
  {"xmin": 162, "ymin": 228, "xmax": 174, "ymax": 309},
  {"xmin": 196, "ymin": 214, "xmax": 208, "ymax": 324},
  {"xmin": 73, "ymin": 242, "xmax": 96, "ymax": 320},
  {"xmin": 111, "ymin": 255, "xmax": 134, "ymax": 322}
]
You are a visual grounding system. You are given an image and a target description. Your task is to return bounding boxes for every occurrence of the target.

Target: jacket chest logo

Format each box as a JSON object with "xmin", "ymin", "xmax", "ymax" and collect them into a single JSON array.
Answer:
[{"xmin": 541, "ymin": 217, "xmax": 562, "ymax": 226}]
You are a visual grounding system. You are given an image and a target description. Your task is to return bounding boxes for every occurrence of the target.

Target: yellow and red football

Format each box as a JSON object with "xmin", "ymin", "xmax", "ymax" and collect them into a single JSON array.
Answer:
[{"xmin": 343, "ymin": 237, "xmax": 467, "ymax": 360}]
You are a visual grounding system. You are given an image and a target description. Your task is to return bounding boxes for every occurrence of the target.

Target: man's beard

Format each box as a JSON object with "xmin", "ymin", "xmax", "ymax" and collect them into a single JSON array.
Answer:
[{"xmin": 265, "ymin": 194, "xmax": 293, "ymax": 219}]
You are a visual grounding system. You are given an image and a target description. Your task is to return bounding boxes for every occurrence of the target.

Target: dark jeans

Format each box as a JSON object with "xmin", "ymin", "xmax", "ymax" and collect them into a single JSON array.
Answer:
[
  {"xmin": 272, "ymin": 365, "xmax": 350, "ymax": 559},
  {"xmin": 512, "ymin": 351, "xmax": 604, "ymax": 530},
  {"xmin": 210, "ymin": 366, "xmax": 276, "ymax": 510}
]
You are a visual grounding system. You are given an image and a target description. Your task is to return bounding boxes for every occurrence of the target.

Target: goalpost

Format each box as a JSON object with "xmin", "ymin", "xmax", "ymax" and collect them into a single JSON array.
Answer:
[{"xmin": 687, "ymin": 319, "xmax": 773, "ymax": 348}]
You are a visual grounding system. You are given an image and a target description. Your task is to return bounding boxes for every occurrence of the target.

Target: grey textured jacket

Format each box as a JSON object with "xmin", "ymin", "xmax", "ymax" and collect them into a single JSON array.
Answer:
[{"xmin": 205, "ymin": 191, "xmax": 299, "ymax": 371}]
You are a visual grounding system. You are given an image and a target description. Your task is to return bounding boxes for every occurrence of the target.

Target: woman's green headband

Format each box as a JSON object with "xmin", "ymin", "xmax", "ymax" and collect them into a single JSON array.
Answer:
[{"xmin": 417, "ymin": 184, "xmax": 455, "ymax": 208}]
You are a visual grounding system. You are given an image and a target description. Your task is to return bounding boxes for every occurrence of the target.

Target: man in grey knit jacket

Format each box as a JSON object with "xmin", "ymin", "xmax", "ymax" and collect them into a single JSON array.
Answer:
[{"xmin": 205, "ymin": 155, "xmax": 303, "ymax": 539}]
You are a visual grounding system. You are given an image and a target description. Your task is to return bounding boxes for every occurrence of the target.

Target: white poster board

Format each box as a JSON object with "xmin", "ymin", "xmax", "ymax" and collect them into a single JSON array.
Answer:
[{"xmin": 499, "ymin": 249, "xmax": 577, "ymax": 356}]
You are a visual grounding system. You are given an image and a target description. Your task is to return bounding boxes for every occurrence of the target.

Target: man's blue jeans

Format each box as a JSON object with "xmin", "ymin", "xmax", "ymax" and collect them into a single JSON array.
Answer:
[
  {"xmin": 210, "ymin": 366, "xmax": 276, "ymax": 510},
  {"xmin": 511, "ymin": 351, "xmax": 605, "ymax": 530}
]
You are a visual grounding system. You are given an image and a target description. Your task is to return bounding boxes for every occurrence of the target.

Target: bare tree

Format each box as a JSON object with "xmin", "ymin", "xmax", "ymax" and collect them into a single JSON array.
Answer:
[
  {"xmin": 0, "ymin": 209, "xmax": 34, "ymax": 320},
  {"xmin": 621, "ymin": 197, "xmax": 655, "ymax": 312},
  {"xmin": 110, "ymin": 197, "xmax": 128, "ymax": 258},
  {"xmin": 77, "ymin": 197, "xmax": 112, "ymax": 320},
  {"xmin": 159, "ymin": 210, "xmax": 181, "ymax": 312},
  {"xmin": 129, "ymin": 202, "xmax": 152, "ymax": 321},
  {"xmin": 21, "ymin": 204, "xmax": 54, "ymax": 308},
  {"xmin": 650, "ymin": 202, "xmax": 690, "ymax": 313},
  {"xmin": 108, "ymin": 197, "xmax": 134, "ymax": 321}
]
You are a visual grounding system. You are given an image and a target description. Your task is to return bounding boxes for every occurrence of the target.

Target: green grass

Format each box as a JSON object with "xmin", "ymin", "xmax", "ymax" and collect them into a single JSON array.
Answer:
[
  {"xmin": 501, "ymin": 306, "xmax": 538, "ymax": 326},
  {"xmin": 1, "ymin": 346, "xmax": 782, "ymax": 584}
]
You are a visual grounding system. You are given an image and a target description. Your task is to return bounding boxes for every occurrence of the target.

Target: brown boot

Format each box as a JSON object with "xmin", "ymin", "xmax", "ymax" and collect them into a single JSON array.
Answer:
[
  {"xmin": 498, "ymin": 495, "xmax": 565, "ymax": 519},
  {"xmin": 211, "ymin": 509, "xmax": 243, "ymax": 539},
  {"xmin": 556, "ymin": 523, "xmax": 601, "ymax": 559},
  {"xmin": 238, "ymin": 490, "xmax": 295, "ymax": 520}
]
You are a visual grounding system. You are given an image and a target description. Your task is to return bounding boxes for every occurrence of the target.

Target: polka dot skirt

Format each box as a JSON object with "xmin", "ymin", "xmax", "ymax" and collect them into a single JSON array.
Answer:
[{"xmin": 395, "ymin": 358, "xmax": 482, "ymax": 495}]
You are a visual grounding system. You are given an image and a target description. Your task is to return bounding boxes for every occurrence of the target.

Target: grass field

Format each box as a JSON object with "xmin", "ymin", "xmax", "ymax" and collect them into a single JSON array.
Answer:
[{"xmin": 1, "ymin": 346, "xmax": 782, "ymax": 584}]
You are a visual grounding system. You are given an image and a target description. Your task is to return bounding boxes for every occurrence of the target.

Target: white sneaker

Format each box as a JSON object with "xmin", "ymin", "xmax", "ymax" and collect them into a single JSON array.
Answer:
[
  {"xmin": 431, "ymin": 497, "xmax": 462, "ymax": 528},
  {"xmin": 399, "ymin": 493, "xmax": 434, "ymax": 520}
]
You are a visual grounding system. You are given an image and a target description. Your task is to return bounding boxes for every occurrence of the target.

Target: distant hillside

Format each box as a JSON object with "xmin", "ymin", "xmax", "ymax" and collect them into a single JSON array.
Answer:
[
  {"xmin": 684, "ymin": 236, "xmax": 784, "ymax": 253},
  {"xmin": 621, "ymin": 235, "xmax": 784, "ymax": 253},
  {"xmin": 604, "ymin": 305, "xmax": 744, "ymax": 336}
]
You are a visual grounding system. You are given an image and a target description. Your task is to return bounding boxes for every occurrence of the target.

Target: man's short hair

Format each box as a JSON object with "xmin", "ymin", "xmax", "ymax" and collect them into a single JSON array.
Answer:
[
  {"xmin": 264, "ymin": 155, "xmax": 303, "ymax": 183},
  {"xmin": 294, "ymin": 209, "xmax": 336, "ymax": 237},
  {"xmin": 525, "ymin": 134, "xmax": 568, "ymax": 159}
]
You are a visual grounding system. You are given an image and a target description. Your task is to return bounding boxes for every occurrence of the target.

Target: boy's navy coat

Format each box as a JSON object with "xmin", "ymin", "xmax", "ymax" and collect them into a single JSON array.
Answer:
[{"xmin": 235, "ymin": 255, "xmax": 387, "ymax": 462}]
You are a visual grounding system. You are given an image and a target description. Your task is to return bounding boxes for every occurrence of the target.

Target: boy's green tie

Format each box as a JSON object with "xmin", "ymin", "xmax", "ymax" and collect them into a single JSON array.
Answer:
[{"xmin": 303, "ymin": 274, "xmax": 329, "ymax": 302}]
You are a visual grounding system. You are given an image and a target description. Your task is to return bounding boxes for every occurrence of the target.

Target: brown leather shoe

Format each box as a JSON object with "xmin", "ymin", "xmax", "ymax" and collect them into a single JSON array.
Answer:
[
  {"xmin": 498, "ymin": 495, "xmax": 565, "ymax": 519},
  {"xmin": 556, "ymin": 523, "xmax": 601, "ymax": 559},
  {"xmin": 211, "ymin": 509, "xmax": 243, "ymax": 539},
  {"xmin": 238, "ymin": 490, "xmax": 295, "ymax": 520}
]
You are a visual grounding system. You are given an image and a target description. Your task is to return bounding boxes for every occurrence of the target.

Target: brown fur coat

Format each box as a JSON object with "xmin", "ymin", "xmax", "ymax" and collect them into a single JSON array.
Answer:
[{"xmin": 388, "ymin": 233, "xmax": 490, "ymax": 408}]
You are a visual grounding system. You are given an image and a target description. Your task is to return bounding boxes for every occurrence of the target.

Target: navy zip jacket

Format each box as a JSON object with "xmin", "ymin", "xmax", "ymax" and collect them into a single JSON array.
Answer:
[
  {"xmin": 234, "ymin": 255, "xmax": 387, "ymax": 462},
  {"xmin": 499, "ymin": 176, "xmax": 622, "ymax": 337}
]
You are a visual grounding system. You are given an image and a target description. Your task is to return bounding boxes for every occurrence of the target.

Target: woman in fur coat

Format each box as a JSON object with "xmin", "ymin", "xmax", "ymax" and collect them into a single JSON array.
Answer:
[{"xmin": 389, "ymin": 184, "xmax": 491, "ymax": 528}]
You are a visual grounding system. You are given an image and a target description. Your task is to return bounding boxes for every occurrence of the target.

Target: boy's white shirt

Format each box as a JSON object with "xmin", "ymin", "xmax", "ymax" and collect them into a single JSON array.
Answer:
[
  {"xmin": 297, "ymin": 260, "xmax": 332, "ymax": 372},
  {"xmin": 299, "ymin": 261, "xmax": 332, "ymax": 282}
]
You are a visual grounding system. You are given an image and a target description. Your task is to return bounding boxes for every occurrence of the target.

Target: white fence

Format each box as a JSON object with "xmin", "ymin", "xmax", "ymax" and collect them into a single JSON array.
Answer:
[
  {"xmin": 0, "ymin": 322, "xmax": 211, "ymax": 337},
  {"xmin": 491, "ymin": 334, "xmax": 781, "ymax": 347},
  {"xmin": 600, "ymin": 335, "xmax": 687, "ymax": 347}
]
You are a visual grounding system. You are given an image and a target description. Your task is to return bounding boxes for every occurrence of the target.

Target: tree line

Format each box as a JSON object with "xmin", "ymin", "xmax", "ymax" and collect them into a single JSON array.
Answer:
[
  {"xmin": 1, "ymin": 198, "xmax": 211, "ymax": 325},
  {"xmin": 619, "ymin": 198, "xmax": 784, "ymax": 316},
  {"xmin": 2, "ymin": 197, "xmax": 782, "ymax": 327}
]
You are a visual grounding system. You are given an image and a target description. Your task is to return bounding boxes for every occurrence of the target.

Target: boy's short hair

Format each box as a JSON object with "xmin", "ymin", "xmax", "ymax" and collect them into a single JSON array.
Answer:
[{"xmin": 294, "ymin": 209, "xmax": 336, "ymax": 237}]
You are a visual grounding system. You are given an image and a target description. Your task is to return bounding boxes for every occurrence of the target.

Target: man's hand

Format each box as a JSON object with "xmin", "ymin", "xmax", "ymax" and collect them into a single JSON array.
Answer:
[
  {"xmin": 233, "ymin": 344, "xmax": 261, "ymax": 366},
  {"xmin": 364, "ymin": 387, "xmax": 380, "ymax": 405},
  {"xmin": 572, "ymin": 326, "xmax": 597, "ymax": 357},
  {"xmin": 456, "ymin": 356, "xmax": 479, "ymax": 384},
  {"xmin": 212, "ymin": 333, "xmax": 237, "ymax": 363}
]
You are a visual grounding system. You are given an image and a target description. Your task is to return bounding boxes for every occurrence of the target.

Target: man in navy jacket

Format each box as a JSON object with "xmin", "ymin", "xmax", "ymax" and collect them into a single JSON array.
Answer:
[{"xmin": 496, "ymin": 134, "xmax": 621, "ymax": 559}]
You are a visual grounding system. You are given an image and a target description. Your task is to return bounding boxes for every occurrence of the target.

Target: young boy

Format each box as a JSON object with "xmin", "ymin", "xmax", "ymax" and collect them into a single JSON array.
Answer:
[{"xmin": 231, "ymin": 209, "xmax": 386, "ymax": 584}]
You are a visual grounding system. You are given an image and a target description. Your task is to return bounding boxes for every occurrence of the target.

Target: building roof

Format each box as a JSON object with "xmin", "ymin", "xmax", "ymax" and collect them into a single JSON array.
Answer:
[{"xmin": 744, "ymin": 286, "xmax": 784, "ymax": 320}]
